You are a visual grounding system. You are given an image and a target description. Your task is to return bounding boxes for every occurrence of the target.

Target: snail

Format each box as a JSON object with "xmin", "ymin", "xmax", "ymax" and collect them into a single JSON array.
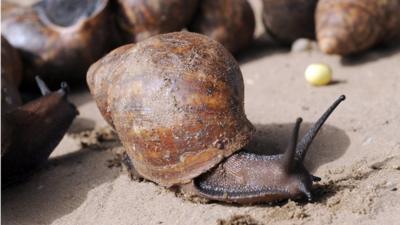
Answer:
[
  {"xmin": 1, "ymin": 76, "xmax": 78, "ymax": 187},
  {"xmin": 188, "ymin": 0, "xmax": 255, "ymax": 54},
  {"xmin": 1, "ymin": 36, "xmax": 23, "ymax": 112},
  {"xmin": 113, "ymin": 0, "xmax": 199, "ymax": 43},
  {"xmin": 1, "ymin": 0, "xmax": 113, "ymax": 85},
  {"xmin": 87, "ymin": 32, "xmax": 345, "ymax": 203},
  {"xmin": 262, "ymin": 0, "xmax": 318, "ymax": 44},
  {"xmin": 316, "ymin": 0, "xmax": 400, "ymax": 55}
]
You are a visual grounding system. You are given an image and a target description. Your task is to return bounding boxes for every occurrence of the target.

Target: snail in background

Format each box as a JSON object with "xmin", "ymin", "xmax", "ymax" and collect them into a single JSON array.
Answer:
[
  {"xmin": 262, "ymin": 0, "xmax": 318, "ymax": 44},
  {"xmin": 2, "ymin": 72, "xmax": 78, "ymax": 186},
  {"xmin": 1, "ymin": 36, "xmax": 23, "ymax": 112},
  {"xmin": 87, "ymin": 32, "xmax": 345, "ymax": 203},
  {"xmin": 316, "ymin": 0, "xmax": 400, "ymax": 55},
  {"xmin": 1, "ymin": 0, "xmax": 113, "ymax": 85},
  {"xmin": 188, "ymin": 0, "xmax": 255, "ymax": 54},
  {"xmin": 114, "ymin": 0, "xmax": 199, "ymax": 43}
]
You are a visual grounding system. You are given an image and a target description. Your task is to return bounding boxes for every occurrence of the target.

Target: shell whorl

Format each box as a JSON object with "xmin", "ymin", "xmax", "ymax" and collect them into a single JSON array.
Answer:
[{"xmin": 87, "ymin": 32, "xmax": 255, "ymax": 187}]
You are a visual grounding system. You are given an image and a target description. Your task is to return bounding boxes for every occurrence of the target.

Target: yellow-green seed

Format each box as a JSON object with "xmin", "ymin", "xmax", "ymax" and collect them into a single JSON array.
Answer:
[{"xmin": 305, "ymin": 63, "xmax": 332, "ymax": 86}]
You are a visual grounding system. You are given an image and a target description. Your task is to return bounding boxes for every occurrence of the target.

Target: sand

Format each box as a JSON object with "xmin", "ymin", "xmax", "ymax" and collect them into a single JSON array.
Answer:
[{"xmin": 2, "ymin": 1, "xmax": 400, "ymax": 224}]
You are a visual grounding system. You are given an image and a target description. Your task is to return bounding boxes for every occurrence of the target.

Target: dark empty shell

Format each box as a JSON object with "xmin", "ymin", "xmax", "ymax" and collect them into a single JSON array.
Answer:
[{"xmin": 1, "ymin": 0, "xmax": 113, "ymax": 84}]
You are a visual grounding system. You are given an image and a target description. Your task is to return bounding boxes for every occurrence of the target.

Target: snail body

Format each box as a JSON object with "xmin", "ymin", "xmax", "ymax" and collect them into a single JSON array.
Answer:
[
  {"xmin": 1, "ymin": 77, "xmax": 78, "ymax": 187},
  {"xmin": 316, "ymin": 0, "xmax": 400, "ymax": 55},
  {"xmin": 88, "ymin": 32, "xmax": 345, "ymax": 203},
  {"xmin": 1, "ymin": 0, "xmax": 113, "ymax": 84},
  {"xmin": 181, "ymin": 96, "xmax": 345, "ymax": 203},
  {"xmin": 188, "ymin": 0, "xmax": 255, "ymax": 54},
  {"xmin": 1, "ymin": 36, "xmax": 22, "ymax": 112}
]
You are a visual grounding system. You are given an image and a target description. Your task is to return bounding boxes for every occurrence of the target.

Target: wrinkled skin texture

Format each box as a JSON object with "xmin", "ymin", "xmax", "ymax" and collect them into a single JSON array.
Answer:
[
  {"xmin": 114, "ymin": 0, "xmax": 199, "ymax": 43},
  {"xmin": 262, "ymin": 0, "xmax": 318, "ymax": 44},
  {"xmin": 1, "ymin": 85, "xmax": 78, "ymax": 187},
  {"xmin": 1, "ymin": 36, "xmax": 22, "ymax": 112},
  {"xmin": 316, "ymin": 0, "xmax": 400, "ymax": 55},
  {"xmin": 87, "ymin": 32, "xmax": 254, "ymax": 187},
  {"xmin": 183, "ymin": 96, "xmax": 345, "ymax": 203},
  {"xmin": 1, "ymin": 0, "xmax": 113, "ymax": 84},
  {"xmin": 185, "ymin": 152, "xmax": 313, "ymax": 204},
  {"xmin": 189, "ymin": 0, "xmax": 255, "ymax": 54}
]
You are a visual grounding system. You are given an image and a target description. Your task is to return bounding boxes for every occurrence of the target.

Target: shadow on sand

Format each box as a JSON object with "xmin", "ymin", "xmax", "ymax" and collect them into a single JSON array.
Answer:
[
  {"xmin": 243, "ymin": 122, "xmax": 351, "ymax": 173},
  {"xmin": 1, "ymin": 141, "xmax": 123, "ymax": 225},
  {"xmin": 340, "ymin": 42, "xmax": 400, "ymax": 66},
  {"xmin": 236, "ymin": 33, "xmax": 289, "ymax": 65}
]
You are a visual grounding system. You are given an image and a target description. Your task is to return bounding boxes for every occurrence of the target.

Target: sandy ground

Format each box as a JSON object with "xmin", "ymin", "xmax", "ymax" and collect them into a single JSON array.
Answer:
[{"xmin": 2, "ymin": 1, "xmax": 400, "ymax": 225}]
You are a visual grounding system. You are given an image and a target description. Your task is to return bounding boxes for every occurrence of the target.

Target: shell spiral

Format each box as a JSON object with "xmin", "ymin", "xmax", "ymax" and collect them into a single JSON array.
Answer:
[
  {"xmin": 316, "ymin": 0, "xmax": 400, "ymax": 55},
  {"xmin": 87, "ymin": 32, "xmax": 254, "ymax": 187}
]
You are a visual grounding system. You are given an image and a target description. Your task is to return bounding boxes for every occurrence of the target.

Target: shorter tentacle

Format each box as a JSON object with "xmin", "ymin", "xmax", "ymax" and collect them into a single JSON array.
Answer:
[
  {"xmin": 282, "ymin": 118, "xmax": 302, "ymax": 172},
  {"xmin": 35, "ymin": 76, "xmax": 50, "ymax": 95}
]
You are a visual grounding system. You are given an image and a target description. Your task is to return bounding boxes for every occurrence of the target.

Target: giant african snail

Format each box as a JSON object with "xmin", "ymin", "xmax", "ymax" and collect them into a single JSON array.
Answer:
[{"xmin": 87, "ymin": 32, "xmax": 345, "ymax": 204}]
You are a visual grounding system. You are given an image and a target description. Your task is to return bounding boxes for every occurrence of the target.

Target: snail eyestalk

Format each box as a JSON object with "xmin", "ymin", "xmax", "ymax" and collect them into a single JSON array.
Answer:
[
  {"xmin": 296, "ymin": 95, "xmax": 346, "ymax": 162},
  {"xmin": 282, "ymin": 117, "xmax": 302, "ymax": 172},
  {"xmin": 311, "ymin": 175, "xmax": 321, "ymax": 182},
  {"xmin": 59, "ymin": 81, "xmax": 70, "ymax": 95},
  {"xmin": 35, "ymin": 76, "xmax": 50, "ymax": 96}
]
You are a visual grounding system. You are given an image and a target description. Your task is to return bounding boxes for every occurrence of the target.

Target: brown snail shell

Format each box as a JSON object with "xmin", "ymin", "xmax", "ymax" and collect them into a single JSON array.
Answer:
[
  {"xmin": 316, "ymin": 0, "xmax": 400, "ymax": 55},
  {"xmin": 262, "ymin": 0, "xmax": 318, "ymax": 44},
  {"xmin": 88, "ymin": 32, "xmax": 345, "ymax": 203},
  {"xmin": 188, "ymin": 0, "xmax": 255, "ymax": 54},
  {"xmin": 88, "ymin": 32, "xmax": 254, "ymax": 186},
  {"xmin": 86, "ymin": 43, "xmax": 136, "ymax": 128},
  {"xmin": 1, "ymin": 77, "xmax": 78, "ymax": 187},
  {"xmin": 114, "ymin": 0, "xmax": 199, "ymax": 43},
  {"xmin": 1, "ymin": 0, "xmax": 113, "ymax": 84}
]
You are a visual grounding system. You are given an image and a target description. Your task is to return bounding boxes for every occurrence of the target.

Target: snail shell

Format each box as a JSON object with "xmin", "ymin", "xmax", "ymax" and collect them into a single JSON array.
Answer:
[
  {"xmin": 1, "ymin": 0, "xmax": 113, "ymax": 84},
  {"xmin": 262, "ymin": 0, "xmax": 318, "ymax": 44},
  {"xmin": 189, "ymin": 0, "xmax": 255, "ymax": 54},
  {"xmin": 114, "ymin": 0, "xmax": 199, "ymax": 43},
  {"xmin": 88, "ymin": 31, "xmax": 254, "ymax": 186},
  {"xmin": 316, "ymin": 0, "xmax": 400, "ymax": 55}
]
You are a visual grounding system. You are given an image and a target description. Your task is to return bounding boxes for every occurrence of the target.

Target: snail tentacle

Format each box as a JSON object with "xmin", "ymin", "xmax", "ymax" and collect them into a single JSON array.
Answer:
[
  {"xmin": 296, "ymin": 95, "xmax": 346, "ymax": 162},
  {"xmin": 35, "ymin": 76, "xmax": 51, "ymax": 96},
  {"xmin": 282, "ymin": 117, "xmax": 302, "ymax": 172}
]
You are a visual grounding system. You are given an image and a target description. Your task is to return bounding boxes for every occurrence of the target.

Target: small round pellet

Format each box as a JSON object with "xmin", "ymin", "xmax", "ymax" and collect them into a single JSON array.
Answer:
[{"xmin": 305, "ymin": 63, "xmax": 332, "ymax": 86}]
